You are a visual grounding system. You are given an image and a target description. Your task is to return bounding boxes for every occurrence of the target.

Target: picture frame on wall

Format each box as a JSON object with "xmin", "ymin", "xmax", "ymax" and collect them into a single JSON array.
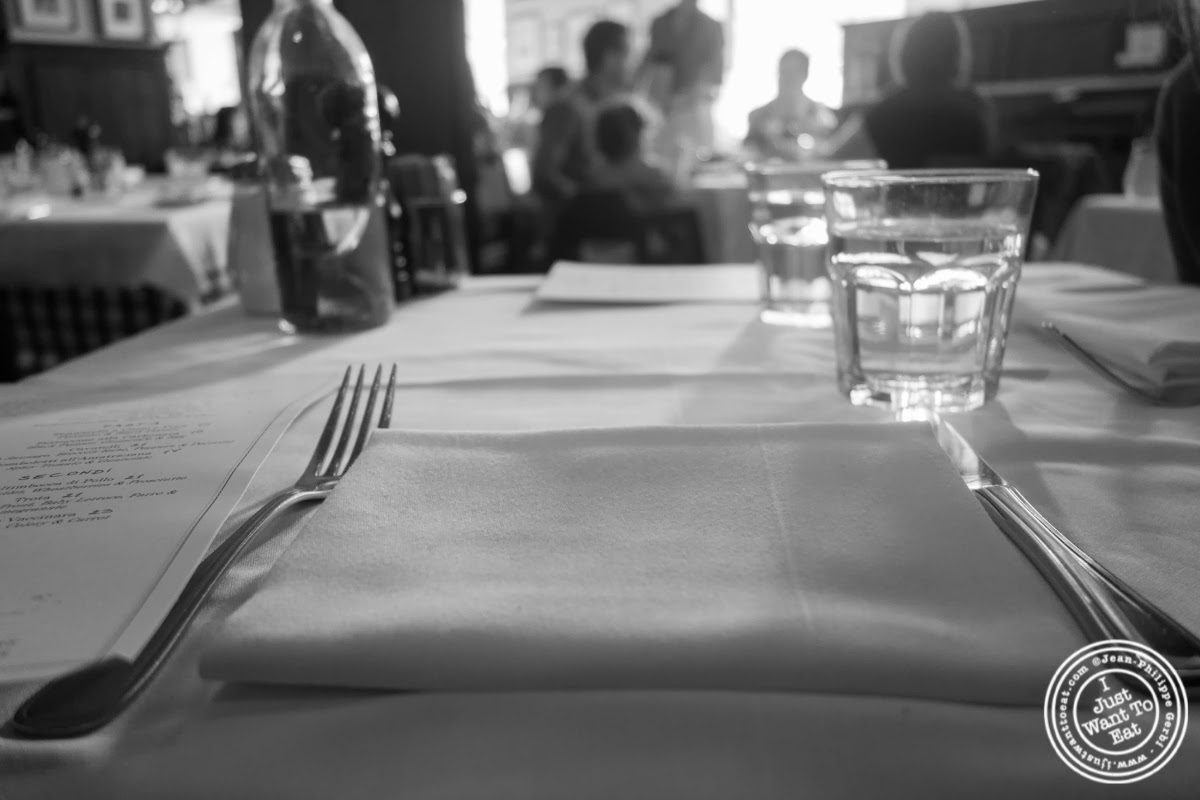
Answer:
[
  {"xmin": 12, "ymin": 0, "xmax": 81, "ymax": 34},
  {"xmin": 95, "ymin": 0, "xmax": 148, "ymax": 41}
]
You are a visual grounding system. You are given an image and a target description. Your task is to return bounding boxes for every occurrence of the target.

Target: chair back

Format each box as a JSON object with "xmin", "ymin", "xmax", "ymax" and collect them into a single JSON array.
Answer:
[
  {"xmin": 550, "ymin": 192, "xmax": 708, "ymax": 265},
  {"xmin": 641, "ymin": 204, "xmax": 706, "ymax": 264},
  {"xmin": 549, "ymin": 191, "xmax": 643, "ymax": 264},
  {"xmin": 386, "ymin": 154, "xmax": 470, "ymax": 290},
  {"xmin": 927, "ymin": 143, "xmax": 1109, "ymax": 253}
]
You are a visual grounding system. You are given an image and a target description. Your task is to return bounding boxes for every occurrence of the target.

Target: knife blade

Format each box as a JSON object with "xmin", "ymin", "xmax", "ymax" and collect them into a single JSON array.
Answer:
[{"xmin": 933, "ymin": 417, "xmax": 1200, "ymax": 689}]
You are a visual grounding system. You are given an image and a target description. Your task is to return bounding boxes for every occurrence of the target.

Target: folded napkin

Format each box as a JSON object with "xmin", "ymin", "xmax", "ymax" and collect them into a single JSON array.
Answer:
[
  {"xmin": 536, "ymin": 262, "xmax": 759, "ymax": 304},
  {"xmin": 1039, "ymin": 285, "xmax": 1200, "ymax": 403},
  {"xmin": 201, "ymin": 424, "xmax": 1080, "ymax": 705}
]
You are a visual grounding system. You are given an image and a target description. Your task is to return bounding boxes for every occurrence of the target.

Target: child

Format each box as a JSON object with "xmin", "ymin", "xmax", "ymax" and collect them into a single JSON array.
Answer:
[{"xmin": 590, "ymin": 103, "xmax": 677, "ymax": 211}]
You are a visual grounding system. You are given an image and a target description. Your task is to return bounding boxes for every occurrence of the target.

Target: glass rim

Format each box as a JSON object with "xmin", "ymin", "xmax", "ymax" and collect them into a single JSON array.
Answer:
[
  {"xmin": 820, "ymin": 168, "xmax": 1039, "ymax": 188},
  {"xmin": 744, "ymin": 159, "xmax": 887, "ymax": 177}
]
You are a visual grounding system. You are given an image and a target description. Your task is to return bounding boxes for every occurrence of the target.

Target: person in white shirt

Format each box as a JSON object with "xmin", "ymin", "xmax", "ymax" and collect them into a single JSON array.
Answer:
[
  {"xmin": 641, "ymin": 0, "xmax": 725, "ymax": 160},
  {"xmin": 745, "ymin": 50, "xmax": 838, "ymax": 161}
]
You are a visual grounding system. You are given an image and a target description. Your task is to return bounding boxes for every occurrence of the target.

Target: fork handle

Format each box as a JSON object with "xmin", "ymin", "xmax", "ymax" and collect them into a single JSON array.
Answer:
[{"xmin": 7, "ymin": 486, "xmax": 329, "ymax": 740}]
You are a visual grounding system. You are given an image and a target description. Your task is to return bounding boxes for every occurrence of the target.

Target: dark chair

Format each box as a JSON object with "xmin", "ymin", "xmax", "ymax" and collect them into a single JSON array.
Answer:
[
  {"xmin": 0, "ymin": 286, "xmax": 189, "ymax": 382},
  {"xmin": 549, "ymin": 192, "xmax": 707, "ymax": 265},
  {"xmin": 386, "ymin": 154, "xmax": 471, "ymax": 291},
  {"xmin": 928, "ymin": 143, "xmax": 1108, "ymax": 257},
  {"xmin": 641, "ymin": 203, "xmax": 707, "ymax": 264}
]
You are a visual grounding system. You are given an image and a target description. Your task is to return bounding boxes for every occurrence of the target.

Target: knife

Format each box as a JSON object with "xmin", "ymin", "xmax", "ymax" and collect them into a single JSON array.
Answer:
[{"xmin": 933, "ymin": 417, "xmax": 1200, "ymax": 691}]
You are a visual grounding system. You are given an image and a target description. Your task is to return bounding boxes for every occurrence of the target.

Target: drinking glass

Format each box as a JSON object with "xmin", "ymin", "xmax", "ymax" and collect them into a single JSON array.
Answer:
[
  {"xmin": 822, "ymin": 169, "xmax": 1039, "ymax": 416},
  {"xmin": 745, "ymin": 160, "xmax": 885, "ymax": 328}
]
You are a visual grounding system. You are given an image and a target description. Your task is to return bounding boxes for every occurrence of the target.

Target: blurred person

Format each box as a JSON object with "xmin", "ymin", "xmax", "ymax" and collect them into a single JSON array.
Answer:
[
  {"xmin": 1156, "ymin": 0, "xmax": 1200, "ymax": 284},
  {"xmin": 210, "ymin": 104, "xmax": 255, "ymax": 174},
  {"xmin": 532, "ymin": 66, "xmax": 571, "ymax": 114},
  {"xmin": 508, "ymin": 67, "xmax": 571, "ymax": 152},
  {"xmin": 826, "ymin": 11, "xmax": 994, "ymax": 169},
  {"xmin": 642, "ymin": 0, "xmax": 724, "ymax": 159},
  {"xmin": 591, "ymin": 103, "xmax": 677, "ymax": 211},
  {"xmin": 532, "ymin": 20, "xmax": 631, "ymax": 207},
  {"xmin": 213, "ymin": 105, "xmax": 252, "ymax": 152},
  {"xmin": 745, "ymin": 50, "xmax": 838, "ymax": 161}
]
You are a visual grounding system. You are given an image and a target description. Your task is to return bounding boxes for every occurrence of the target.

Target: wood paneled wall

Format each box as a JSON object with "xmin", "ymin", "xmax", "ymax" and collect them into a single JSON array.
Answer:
[
  {"xmin": 842, "ymin": 0, "xmax": 1186, "ymax": 186},
  {"xmin": 7, "ymin": 43, "xmax": 173, "ymax": 169}
]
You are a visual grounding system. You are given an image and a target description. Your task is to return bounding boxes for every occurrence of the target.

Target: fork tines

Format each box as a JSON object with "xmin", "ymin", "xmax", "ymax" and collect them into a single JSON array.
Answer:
[{"xmin": 312, "ymin": 364, "xmax": 397, "ymax": 479}]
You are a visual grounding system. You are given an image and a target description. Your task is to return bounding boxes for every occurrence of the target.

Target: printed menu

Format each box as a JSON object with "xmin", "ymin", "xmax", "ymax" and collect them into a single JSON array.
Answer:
[{"xmin": 0, "ymin": 377, "xmax": 326, "ymax": 683}]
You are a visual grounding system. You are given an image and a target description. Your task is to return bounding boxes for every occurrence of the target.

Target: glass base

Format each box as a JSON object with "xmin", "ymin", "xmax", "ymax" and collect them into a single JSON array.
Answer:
[
  {"xmin": 841, "ymin": 371, "xmax": 995, "ymax": 420},
  {"xmin": 760, "ymin": 303, "xmax": 832, "ymax": 329}
]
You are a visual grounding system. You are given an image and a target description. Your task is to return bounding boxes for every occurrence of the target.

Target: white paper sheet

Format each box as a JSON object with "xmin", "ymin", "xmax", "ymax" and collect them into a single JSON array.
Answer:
[
  {"xmin": 536, "ymin": 261, "xmax": 760, "ymax": 305},
  {"xmin": 0, "ymin": 376, "xmax": 326, "ymax": 684}
]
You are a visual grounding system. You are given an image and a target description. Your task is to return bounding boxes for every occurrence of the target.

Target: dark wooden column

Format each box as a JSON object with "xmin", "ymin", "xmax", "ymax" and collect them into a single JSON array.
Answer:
[
  {"xmin": 239, "ymin": 0, "xmax": 474, "ymax": 162},
  {"xmin": 240, "ymin": 0, "xmax": 480, "ymax": 268}
]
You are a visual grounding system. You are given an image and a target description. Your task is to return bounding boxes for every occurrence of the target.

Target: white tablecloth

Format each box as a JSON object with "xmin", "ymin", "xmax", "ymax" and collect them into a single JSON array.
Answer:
[
  {"xmin": 1, "ymin": 264, "xmax": 1199, "ymax": 798},
  {"xmin": 0, "ymin": 184, "xmax": 233, "ymax": 304},
  {"xmin": 1051, "ymin": 194, "xmax": 1178, "ymax": 284}
]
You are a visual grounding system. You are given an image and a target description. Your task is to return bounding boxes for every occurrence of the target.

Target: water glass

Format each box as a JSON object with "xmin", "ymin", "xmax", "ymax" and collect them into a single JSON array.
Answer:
[
  {"xmin": 745, "ymin": 160, "xmax": 885, "ymax": 328},
  {"xmin": 822, "ymin": 169, "xmax": 1039, "ymax": 416}
]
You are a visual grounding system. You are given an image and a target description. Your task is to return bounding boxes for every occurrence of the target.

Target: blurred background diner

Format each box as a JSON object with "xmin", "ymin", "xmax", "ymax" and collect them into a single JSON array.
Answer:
[{"xmin": 0, "ymin": 0, "xmax": 1195, "ymax": 379}]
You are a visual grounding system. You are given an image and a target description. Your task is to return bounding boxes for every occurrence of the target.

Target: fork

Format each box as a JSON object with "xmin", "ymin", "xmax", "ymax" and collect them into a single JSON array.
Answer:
[{"xmin": 7, "ymin": 364, "xmax": 397, "ymax": 740}]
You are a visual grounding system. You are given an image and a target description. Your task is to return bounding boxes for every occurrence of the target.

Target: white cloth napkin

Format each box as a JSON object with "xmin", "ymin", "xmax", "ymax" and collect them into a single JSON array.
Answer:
[
  {"xmin": 1037, "ymin": 282, "xmax": 1200, "ymax": 403},
  {"xmin": 536, "ymin": 261, "xmax": 760, "ymax": 304},
  {"xmin": 201, "ymin": 423, "xmax": 1080, "ymax": 705}
]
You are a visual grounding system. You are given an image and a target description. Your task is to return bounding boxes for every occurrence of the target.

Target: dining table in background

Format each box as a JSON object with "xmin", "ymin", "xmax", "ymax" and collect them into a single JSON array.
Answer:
[
  {"xmin": 0, "ymin": 179, "xmax": 235, "ymax": 381},
  {"xmin": 0, "ymin": 261, "xmax": 1197, "ymax": 799},
  {"xmin": 685, "ymin": 167, "xmax": 757, "ymax": 264},
  {"xmin": 1050, "ymin": 193, "xmax": 1178, "ymax": 284}
]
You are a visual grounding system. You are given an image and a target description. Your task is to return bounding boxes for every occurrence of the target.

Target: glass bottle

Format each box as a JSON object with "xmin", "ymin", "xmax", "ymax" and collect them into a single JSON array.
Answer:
[{"xmin": 247, "ymin": 0, "xmax": 394, "ymax": 334}]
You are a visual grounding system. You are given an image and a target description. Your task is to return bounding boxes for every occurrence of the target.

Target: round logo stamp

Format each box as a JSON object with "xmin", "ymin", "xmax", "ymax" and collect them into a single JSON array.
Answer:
[{"xmin": 1044, "ymin": 640, "xmax": 1188, "ymax": 784}]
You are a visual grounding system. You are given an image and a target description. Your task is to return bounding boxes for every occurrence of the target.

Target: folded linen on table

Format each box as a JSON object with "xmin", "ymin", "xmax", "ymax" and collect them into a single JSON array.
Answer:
[{"xmin": 201, "ymin": 423, "xmax": 1082, "ymax": 705}]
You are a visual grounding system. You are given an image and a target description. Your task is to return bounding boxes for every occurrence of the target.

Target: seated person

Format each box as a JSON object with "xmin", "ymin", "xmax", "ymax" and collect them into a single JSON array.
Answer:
[
  {"xmin": 826, "ymin": 11, "xmax": 994, "ymax": 169},
  {"xmin": 210, "ymin": 105, "xmax": 253, "ymax": 171},
  {"xmin": 532, "ymin": 20, "xmax": 632, "ymax": 207},
  {"xmin": 589, "ymin": 103, "xmax": 677, "ymax": 212},
  {"xmin": 1156, "ymin": 1, "xmax": 1200, "ymax": 285},
  {"xmin": 509, "ymin": 66, "xmax": 571, "ymax": 152},
  {"xmin": 745, "ymin": 50, "xmax": 837, "ymax": 160}
]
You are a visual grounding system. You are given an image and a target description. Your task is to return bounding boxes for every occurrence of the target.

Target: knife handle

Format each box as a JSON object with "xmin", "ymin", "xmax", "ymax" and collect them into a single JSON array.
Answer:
[{"xmin": 976, "ymin": 485, "xmax": 1134, "ymax": 643}]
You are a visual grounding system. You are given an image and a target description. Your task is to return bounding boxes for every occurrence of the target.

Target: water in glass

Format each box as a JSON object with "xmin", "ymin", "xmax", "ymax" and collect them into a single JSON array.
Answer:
[
  {"xmin": 751, "ymin": 188, "xmax": 832, "ymax": 327},
  {"xmin": 827, "ymin": 219, "xmax": 1024, "ymax": 414}
]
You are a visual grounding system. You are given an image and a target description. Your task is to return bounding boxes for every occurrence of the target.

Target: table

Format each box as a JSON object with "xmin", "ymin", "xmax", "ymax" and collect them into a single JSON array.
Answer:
[
  {"xmin": 0, "ymin": 184, "xmax": 233, "ymax": 303},
  {"xmin": 2, "ymin": 264, "xmax": 1199, "ymax": 798},
  {"xmin": 0, "ymin": 183, "xmax": 234, "ymax": 379},
  {"xmin": 1051, "ymin": 194, "xmax": 1178, "ymax": 284},
  {"xmin": 686, "ymin": 171, "xmax": 756, "ymax": 264}
]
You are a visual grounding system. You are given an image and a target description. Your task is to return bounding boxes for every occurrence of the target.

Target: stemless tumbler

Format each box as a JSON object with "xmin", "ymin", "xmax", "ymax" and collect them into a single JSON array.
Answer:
[
  {"xmin": 745, "ymin": 160, "xmax": 885, "ymax": 328},
  {"xmin": 822, "ymin": 169, "xmax": 1039, "ymax": 416}
]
